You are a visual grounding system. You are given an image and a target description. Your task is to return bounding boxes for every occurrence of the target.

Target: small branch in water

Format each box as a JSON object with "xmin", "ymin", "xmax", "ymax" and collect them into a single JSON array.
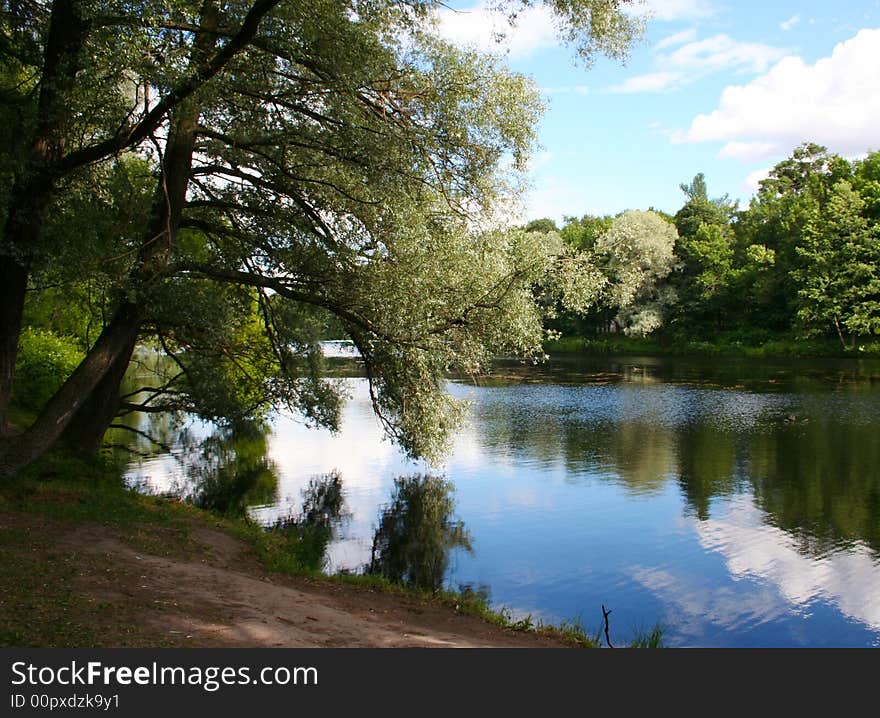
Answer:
[
  {"xmin": 602, "ymin": 604, "xmax": 614, "ymax": 648},
  {"xmin": 108, "ymin": 424, "xmax": 176, "ymax": 456},
  {"xmin": 102, "ymin": 442, "xmax": 156, "ymax": 460}
]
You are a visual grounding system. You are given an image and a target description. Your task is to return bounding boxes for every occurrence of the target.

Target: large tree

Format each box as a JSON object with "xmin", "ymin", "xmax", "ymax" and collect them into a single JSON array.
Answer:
[
  {"xmin": 592, "ymin": 209, "xmax": 679, "ymax": 335},
  {"xmin": 668, "ymin": 173, "xmax": 738, "ymax": 332},
  {"xmin": 733, "ymin": 143, "xmax": 853, "ymax": 331},
  {"xmin": 793, "ymin": 178, "xmax": 880, "ymax": 347},
  {"xmin": 0, "ymin": 1, "xmax": 642, "ymax": 476}
]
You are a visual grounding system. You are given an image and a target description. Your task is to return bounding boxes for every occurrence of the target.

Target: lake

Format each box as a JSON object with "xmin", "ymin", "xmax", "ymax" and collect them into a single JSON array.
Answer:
[{"xmin": 121, "ymin": 353, "xmax": 880, "ymax": 647}]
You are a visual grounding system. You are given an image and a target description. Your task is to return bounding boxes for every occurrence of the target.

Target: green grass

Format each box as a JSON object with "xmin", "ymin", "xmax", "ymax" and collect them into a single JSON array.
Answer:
[
  {"xmin": 629, "ymin": 623, "xmax": 665, "ymax": 648},
  {"xmin": 0, "ymin": 522, "xmax": 99, "ymax": 646},
  {"xmin": 0, "ymin": 470, "xmax": 183, "ymax": 647}
]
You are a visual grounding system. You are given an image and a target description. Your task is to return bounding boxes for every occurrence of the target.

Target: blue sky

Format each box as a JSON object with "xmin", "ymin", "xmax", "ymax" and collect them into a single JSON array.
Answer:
[{"xmin": 433, "ymin": 0, "xmax": 880, "ymax": 223}]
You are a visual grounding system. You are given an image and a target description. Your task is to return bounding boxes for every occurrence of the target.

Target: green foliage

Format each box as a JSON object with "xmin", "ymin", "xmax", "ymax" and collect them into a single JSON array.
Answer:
[
  {"xmin": 674, "ymin": 172, "xmax": 735, "ymax": 239},
  {"xmin": 524, "ymin": 217, "xmax": 560, "ymax": 234},
  {"xmin": 13, "ymin": 329, "xmax": 84, "ymax": 411},
  {"xmin": 538, "ymin": 144, "xmax": 879, "ymax": 352},
  {"xmin": 852, "ymin": 151, "xmax": 880, "ymax": 220},
  {"xmin": 189, "ymin": 424, "xmax": 280, "ymax": 517},
  {"xmin": 592, "ymin": 209, "xmax": 679, "ymax": 335},
  {"xmin": 559, "ymin": 213, "xmax": 614, "ymax": 251},
  {"xmin": 731, "ymin": 143, "xmax": 845, "ymax": 332},
  {"xmin": 686, "ymin": 223, "xmax": 735, "ymax": 300},
  {"xmin": 629, "ymin": 623, "xmax": 665, "ymax": 648},
  {"xmin": 546, "ymin": 329, "xmax": 879, "ymax": 358},
  {"xmin": 793, "ymin": 180, "xmax": 880, "ymax": 345},
  {"xmin": 265, "ymin": 472, "xmax": 346, "ymax": 572}
]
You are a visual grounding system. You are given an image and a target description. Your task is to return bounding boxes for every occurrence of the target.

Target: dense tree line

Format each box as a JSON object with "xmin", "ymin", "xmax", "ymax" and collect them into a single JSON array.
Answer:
[{"xmin": 538, "ymin": 143, "xmax": 880, "ymax": 349}]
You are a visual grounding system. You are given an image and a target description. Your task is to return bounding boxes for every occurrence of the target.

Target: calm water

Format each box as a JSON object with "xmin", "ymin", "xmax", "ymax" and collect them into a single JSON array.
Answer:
[{"xmin": 122, "ymin": 354, "xmax": 880, "ymax": 647}]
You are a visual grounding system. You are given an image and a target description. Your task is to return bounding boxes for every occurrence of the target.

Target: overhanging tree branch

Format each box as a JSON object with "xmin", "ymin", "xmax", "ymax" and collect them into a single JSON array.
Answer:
[{"xmin": 56, "ymin": 0, "xmax": 283, "ymax": 176}]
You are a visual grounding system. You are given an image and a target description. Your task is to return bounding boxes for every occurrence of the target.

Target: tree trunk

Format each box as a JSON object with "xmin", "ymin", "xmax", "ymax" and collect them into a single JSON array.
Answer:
[
  {"xmin": 0, "ymin": 2, "xmax": 221, "ymax": 473},
  {"xmin": 0, "ymin": 258, "xmax": 30, "ymax": 437},
  {"xmin": 59, "ymin": 334, "xmax": 139, "ymax": 455},
  {"xmin": 0, "ymin": 1, "xmax": 226, "ymax": 477},
  {"xmin": 0, "ymin": 0, "xmax": 87, "ymax": 435},
  {"xmin": 0, "ymin": 179, "xmax": 55, "ymax": 436},
  {"xmin": 53, "ymin": 3, "xmax": 221, "ymax": 456},
  {"xmin": 833, "ymin": 316, "xmax": 848, "ymax": 350},
  {"xmin": 0, "ymin": 301, "xmax": 142, "ymax": 477}
]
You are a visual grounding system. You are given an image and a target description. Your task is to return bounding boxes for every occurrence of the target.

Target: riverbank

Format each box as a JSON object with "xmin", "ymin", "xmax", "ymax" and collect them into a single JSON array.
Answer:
[
  {"xmin": 0, "ymin": 461, "xmax": 599, "ymax": 648},
  {"xmin": 545, "ymin": 333, "xmax": 880, "ymax": 359}
]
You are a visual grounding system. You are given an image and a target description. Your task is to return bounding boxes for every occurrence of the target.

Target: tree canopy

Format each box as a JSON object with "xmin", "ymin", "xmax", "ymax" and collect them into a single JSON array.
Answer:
[{"xmin": 0, "ymin": 0, "xmax": 643, "ymax": 476}]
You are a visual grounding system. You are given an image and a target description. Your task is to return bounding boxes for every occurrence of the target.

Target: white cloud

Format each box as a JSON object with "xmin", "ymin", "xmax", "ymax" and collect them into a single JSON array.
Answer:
[
  {"xmin": 742, "ymin": 167, "xmax": 771, "ymax": 193},
  {"xmin": 633, "ymin": 496, "xmax": 880, "ymax": 643},
  {"xmin": 610, "ymin": 71, "xmax": 685, "ymax": 93},
  {"xmin": 433, "ymin": 2, "xmax": 558, "ymax": 58},
  {"xmin": 662, "ymin": 34, "xmax": 786, "ymax": 75},
  {"xmin": 780, "ymin": 14, "xmax": 801, "ymax": 31},
  {"xmin": 717, "ymin": 140, "xmax": 779, "ymax": 161},
  {"xmin": 610, "ymin": 34, "xmax": 784, "ymax": 94},
  {"xmin": 697, "ymin": 497, "xmax": 880, "ymax": 631},
  {"xmin": 655, "ymin": 27, "xmax": 698, "ymax": 50},
  {"xmin": 679, "ymin": 28, "xmax": 880, "ymax": 158}
]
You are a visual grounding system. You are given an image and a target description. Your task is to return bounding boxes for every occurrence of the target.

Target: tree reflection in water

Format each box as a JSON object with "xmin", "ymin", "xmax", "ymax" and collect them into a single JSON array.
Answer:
[
  {"xmin": 190, "ymin": 422, "xmax": 279, "ymax": 517},
  {"xmin": 271, "ymin": 472, "xmax": 348, "ymax": 571},
  {"xmin": 367, "ymin": 475, "xmax": 472, "ymax": 592}
]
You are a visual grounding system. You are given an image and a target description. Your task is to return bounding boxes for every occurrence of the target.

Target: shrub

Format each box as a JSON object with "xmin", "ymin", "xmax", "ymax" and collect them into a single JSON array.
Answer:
[{"xmin": 13, "ymin": 328, "xmax": 84, "ymax": 410}]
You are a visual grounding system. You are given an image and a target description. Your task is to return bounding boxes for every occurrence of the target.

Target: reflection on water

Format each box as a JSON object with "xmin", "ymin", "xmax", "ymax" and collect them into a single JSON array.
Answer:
[
  {"xmin": 190, "ymin": 425, "xmax": 280, "ymax": 517},
  {"xmin": 271, "ymin": 472, "xmax": 349, "ymax": 572},
  {"xmin": 121, "ymin": 354, "xmax": 880, "ymax": 647},
  {"xmin": 117, "ymin": 418, "xmax": 280, "ymax": 517},
  {"xmin": 698, "ymin": 498, "xmax": 880, "ymax": 631},
  {"xmin": 319, "ymin": 340, "xmax": 360, "ymax": 359},
  {"xmin": 367, "ymin": 475, "xmax": 472, "ymax": 592}
]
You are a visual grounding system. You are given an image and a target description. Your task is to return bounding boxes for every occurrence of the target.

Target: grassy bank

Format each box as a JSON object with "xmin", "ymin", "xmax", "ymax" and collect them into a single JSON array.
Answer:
[
  {"xmin": 2, "ymin": 455, "xmax": 658, "ymax": 648},
  {"xmin": 545, "ymin": 332, "xmax": 880, "ymax": 359}
]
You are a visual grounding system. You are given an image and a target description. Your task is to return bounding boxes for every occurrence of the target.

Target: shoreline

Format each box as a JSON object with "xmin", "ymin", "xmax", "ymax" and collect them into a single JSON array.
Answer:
[
  {"xmin": 0, "ymin": 468, "xmax": 598, "ymax": 649},
  {"xmin": 543, "ymin": 335, "xmax": 880, "ymax": 360}
]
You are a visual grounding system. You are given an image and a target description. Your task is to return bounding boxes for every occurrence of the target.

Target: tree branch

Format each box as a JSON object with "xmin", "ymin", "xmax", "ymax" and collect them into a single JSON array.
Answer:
[
  {"xmin": 108, "ymin": 423, "xmax": 176, "ymax": 455},
  {"xmin": 56, "ymin": 0, "xmax": 283, "ymax": 175},
  {"xmin": 601, "ymin": 604, "xmax": 614, "ymax": 648}
]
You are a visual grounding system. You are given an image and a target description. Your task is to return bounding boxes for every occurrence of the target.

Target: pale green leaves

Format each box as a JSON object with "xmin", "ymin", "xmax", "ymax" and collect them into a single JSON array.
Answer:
[{"xmin": 592, "ymin": 210, "xmax": 678, "ymax": 332}]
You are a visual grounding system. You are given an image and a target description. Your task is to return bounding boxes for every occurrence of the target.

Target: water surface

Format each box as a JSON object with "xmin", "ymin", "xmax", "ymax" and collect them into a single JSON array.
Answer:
[{"xmin": 122, "ymin": 354, "xmax": 880, "ymax": 647}]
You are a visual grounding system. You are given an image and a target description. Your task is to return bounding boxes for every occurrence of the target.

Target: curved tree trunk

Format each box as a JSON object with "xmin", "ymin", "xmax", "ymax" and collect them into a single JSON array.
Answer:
[
  {"xmin": 0, "ymin": 0, "xmax": 87, "ymax": 435},
  {"xmin": 59, "ymin": 334, "xmax": 139, "ymax": 455},
  {"xmin": 0, "ymin": 301, "xmax": 142, "ymax": 477}
]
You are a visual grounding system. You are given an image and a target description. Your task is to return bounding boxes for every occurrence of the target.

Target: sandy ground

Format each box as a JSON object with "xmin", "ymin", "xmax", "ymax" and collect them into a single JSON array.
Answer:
[{"xmin": 53, "ymin": 521, "xmax": 571, "ymax": 648}]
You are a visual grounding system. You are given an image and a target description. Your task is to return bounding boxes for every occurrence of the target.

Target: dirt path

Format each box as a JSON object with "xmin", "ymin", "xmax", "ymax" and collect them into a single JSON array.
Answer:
[{"xmin": 52, "ymin": 521, "xmax": 570, "ymax": 648}]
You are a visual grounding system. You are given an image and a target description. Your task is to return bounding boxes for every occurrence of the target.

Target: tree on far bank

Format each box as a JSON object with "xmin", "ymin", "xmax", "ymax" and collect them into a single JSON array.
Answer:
[
  {"xmin": 559, "ymin": 213, "xmax": 614, "ymax": 251},
  {"xmin": 592, "ymin": 209, "xmax": 679, "ymax": 335},
  {"xmin": 668, "ymin": 173, "xmax": 739, "ymax": 333},
  {"xmin": 793, "ymin": 179, "xmax": 880, "ymax": 347},
  {"xmin": 524, "ymin": 218, "xmax": 559, "ymax": 234}
]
